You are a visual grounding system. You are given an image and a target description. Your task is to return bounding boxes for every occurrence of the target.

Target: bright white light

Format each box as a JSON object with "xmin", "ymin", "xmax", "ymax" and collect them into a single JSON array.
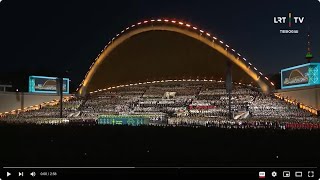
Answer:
[
  {"xmin": 186, "ymin": 24, "xmax": 191, "ymax": 27},
  {"xmin": 157, "ymin": 19, "xmax": 162, "ymax": 22},
  {"xmin": 164, "ymin": 19, "xmax": 169, "ymax": 22},
  {"xmin": 172, "ymin": 20, "xmax": 176, "ymax": 23},
  {"xmin": 193, "ymin": 27, "xmax": 197, "ymax": 30},
  {"xmin": 200, "ymin": 30, "xmax": 204, "ymax": 33},
  {"xmin": 219, "ymin": 40, "xmax": 224, "ymax": 44},
  {"xmin": 179, "ymin": 22, "xmax": 183, "ymax": 25},
  {"xmin": 144, "ymin": 20, "xmax": 148, "ymax": 23},
  {"xmin": 206, "ymin": 33, "xmax": 211, "ymax": 36}
]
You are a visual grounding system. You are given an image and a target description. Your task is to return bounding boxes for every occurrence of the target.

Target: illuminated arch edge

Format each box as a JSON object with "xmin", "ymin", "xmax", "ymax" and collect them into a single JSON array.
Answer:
[
  {"xmin": 77, "ymin": 18, "xmax": 274, "ymax": 96},
  {"xmin": 89, "ymin": 79, "xmax": 257, "ymax": 94}
]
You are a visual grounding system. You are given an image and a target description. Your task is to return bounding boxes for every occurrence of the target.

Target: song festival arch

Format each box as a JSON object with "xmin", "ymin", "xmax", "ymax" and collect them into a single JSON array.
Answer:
[{"xmin": 77, "ymin": 18, "xmax": 274, "ymax": 96}]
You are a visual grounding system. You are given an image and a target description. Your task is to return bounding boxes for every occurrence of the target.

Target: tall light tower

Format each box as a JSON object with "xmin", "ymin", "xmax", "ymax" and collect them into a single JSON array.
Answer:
[{"xmin": 306, "ymin": 31, "xmax": 313, "ymax": 63}]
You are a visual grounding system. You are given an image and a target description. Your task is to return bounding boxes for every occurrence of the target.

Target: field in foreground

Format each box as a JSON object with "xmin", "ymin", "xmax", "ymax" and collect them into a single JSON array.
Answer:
[{"xmin": 0, "ymin": 124, "xmax": 319, "ymax": 167}]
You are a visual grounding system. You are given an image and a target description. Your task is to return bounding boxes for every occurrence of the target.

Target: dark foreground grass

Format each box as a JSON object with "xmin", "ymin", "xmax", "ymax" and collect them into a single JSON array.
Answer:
[{"xmin": 0, "ymin": 124, "xmax": 319, "ymax": 167}]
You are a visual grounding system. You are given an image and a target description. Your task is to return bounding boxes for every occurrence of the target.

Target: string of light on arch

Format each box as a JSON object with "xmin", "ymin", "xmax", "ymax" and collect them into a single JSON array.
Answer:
[
  {"xmin": 88, "ymin": 78, "xmax": 257, "ymax": 94},
  {"xmin": 76, "ymin": 18, "xmax": 275, "ymax": 92}
]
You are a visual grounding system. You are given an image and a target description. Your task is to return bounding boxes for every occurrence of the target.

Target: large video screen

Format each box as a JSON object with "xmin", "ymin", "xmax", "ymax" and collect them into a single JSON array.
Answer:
[
  {"xmin": 281, "ymin": 63, "xmax": 320, "ymax": 89},
  {"xmin": 29, "ymin": 76, "xmax": 69, "ymax": 94}
]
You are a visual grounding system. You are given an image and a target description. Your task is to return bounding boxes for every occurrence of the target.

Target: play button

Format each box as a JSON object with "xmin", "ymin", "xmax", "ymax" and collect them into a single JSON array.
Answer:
[{"xmin": 7, "ymin": 172, "xmax": 11, "ymax": 177}]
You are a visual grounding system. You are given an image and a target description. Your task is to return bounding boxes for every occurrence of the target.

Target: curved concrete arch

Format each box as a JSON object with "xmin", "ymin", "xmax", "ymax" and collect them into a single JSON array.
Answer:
[{"xmin": 78, "ymin": 19, "xmax": 273, "ymax": 96}]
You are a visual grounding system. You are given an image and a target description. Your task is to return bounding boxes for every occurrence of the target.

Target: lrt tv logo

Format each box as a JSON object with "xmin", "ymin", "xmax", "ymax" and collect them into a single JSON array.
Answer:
[
  {"xmin": 274, "ymin": 13, "xmax": 304, "ymax": 27},
  {"xmin": 274, "ymin": 13, "xmax": 304, "ymax": 34}
]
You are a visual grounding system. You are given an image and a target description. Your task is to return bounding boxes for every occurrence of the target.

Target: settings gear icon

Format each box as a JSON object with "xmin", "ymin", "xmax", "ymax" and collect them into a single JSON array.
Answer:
[{"xmin": 271, "ymin": 171, "xmax": 277, "ymax": 177}]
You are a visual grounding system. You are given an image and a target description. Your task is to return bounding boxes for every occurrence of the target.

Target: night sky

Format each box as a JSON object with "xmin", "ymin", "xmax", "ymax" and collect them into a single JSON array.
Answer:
[{"xmin": 0, "ymin": 0, "xmax": 319, "ymax": 91}]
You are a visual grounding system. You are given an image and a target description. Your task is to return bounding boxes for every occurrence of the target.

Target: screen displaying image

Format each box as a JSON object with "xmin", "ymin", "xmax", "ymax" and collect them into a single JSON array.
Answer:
[
  {"xmin": 282, "ymin": 66, "xmax": 309, "ymax": 87},
  {"xmin": 29, "ymin": 76, "xmax": 69, "ymax": 94}
]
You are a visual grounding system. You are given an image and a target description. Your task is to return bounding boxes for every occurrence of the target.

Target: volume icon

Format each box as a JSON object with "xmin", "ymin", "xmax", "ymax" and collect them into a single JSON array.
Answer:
[{"xmin": 30, "ymin": 172, "xmax": 36, "ymax": 177}]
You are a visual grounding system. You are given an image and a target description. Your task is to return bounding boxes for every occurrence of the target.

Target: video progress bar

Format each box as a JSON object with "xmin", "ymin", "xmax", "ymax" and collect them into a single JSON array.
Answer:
[{"xmin": 3, "ymin": 166, "xmax": 318, "ymax": 169}]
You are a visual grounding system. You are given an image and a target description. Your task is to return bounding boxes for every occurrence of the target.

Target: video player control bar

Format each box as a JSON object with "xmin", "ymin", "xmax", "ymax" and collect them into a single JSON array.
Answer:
[{"xmin": 1, "ymin": 166, "xmax": 319, "ymax": 179}]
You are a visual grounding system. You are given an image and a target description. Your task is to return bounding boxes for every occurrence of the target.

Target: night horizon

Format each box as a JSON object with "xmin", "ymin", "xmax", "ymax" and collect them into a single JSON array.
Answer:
[{"xmin": 1, "ymin": 0, "xmax": 320, "ymax": 92}]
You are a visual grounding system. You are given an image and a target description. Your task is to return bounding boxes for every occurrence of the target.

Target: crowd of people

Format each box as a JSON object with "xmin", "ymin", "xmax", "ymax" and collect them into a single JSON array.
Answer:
[
  {"xmin": 168, "ymin": 117, "xmax": 320, "ymax": 130},
  {"xmin": 1, "ymin": 81, "xmax": 319, "ymax": 129},
  {"xmin": 249, "ymin": 95, "xmax": 311, "ymax": 119}
]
